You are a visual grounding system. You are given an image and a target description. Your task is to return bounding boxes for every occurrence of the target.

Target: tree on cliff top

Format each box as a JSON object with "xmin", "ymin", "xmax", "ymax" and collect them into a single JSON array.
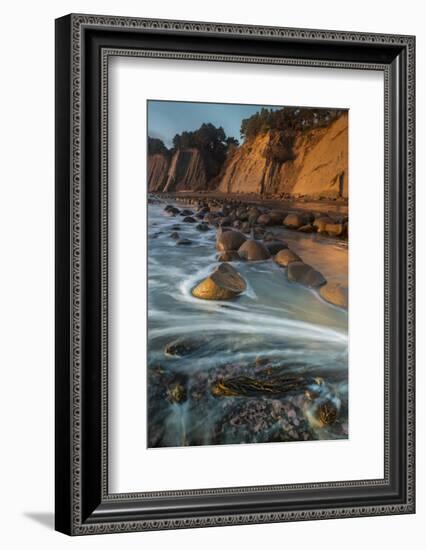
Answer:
[
  {"xmin": 171, "ymin": 123, "xmax": 238, "ymax": 168},
  {"xmin": 147, "ymin": 136, "xmax": 169, "ymax": 156},
  {"xmin": 172, "ymin": 123, "xmax": 238, "ymax": 153},
  {"xmin": 240, "ymin": 107, "xmax": 344, "ymax": 141}
]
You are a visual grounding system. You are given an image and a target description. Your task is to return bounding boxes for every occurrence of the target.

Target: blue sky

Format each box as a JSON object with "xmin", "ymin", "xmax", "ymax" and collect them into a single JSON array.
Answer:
[{"xmin": 147, "ymin": 100, "xmax": 280, "ymax": 148}]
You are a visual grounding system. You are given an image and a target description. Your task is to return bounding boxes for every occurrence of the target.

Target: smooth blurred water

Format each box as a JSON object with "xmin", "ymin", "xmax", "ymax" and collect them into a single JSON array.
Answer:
[{"xmin": 147, "ymin": 201, "xmax": 348, "ymax": 447}]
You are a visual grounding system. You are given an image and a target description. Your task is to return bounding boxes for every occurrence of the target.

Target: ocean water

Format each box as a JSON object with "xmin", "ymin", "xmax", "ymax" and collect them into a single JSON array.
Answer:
[{"xmin": 147, "ymin": 201, "xmax": 348, "ymax": 448}]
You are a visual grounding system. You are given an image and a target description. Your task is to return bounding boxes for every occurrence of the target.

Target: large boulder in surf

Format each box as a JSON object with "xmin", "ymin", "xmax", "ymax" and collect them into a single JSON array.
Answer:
[
  {"xmin": 274, "ymin": 248, "xmax": 301, "ymax": 267},
  {"xmin": 319, "ymin": 282, "xmax": 348, "ymax": 309},
  {"xmin": 238, "ymin": 240, "xmax": 271, "ymax": 261},
  {"xmin": 216, "ymin": 228, "xmax": 247, "ymax": 252},
  {"xmin": 192, "ymin": 263, "xmax": 246, "ymax": 300},
  {"xmin": 287, "ymin": 261, "xmax": 326, "ymax": 288}
]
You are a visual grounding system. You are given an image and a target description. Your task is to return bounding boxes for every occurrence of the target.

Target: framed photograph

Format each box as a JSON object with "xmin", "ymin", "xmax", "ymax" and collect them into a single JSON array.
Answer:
[{"xmin": 55, "ymin": 14, "xmax": 415, "ymax": 535}]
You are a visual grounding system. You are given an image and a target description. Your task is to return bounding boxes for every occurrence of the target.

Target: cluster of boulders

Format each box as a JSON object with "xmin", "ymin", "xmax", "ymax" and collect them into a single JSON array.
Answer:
[
  {"xmin": 191, "ymin": 226, "xmax": 345, "ymax": 306},
  {"xmin": 159, "ymin": 195, "xmax": 348, "ymax": 239},
  {"xmin": 159, "ymin": 199, "xmax": 348, "ymax": 309}
]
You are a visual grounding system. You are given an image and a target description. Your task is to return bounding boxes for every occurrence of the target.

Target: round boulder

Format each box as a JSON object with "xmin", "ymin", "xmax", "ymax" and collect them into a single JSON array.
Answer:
[
  {"xmin": 196, "ymin": 223, "xmax": 210, "ymax": 232},
  {"xmin": 216, "ymin": 229, "xmax": 247, "ymax": 252},
  {"xmin": 274, "ymin": 248, "xmax": 301, "ymax": 267},
  {"xmin": 256, "ymin": 213, "xmax": 272, "ymax": 226},
  {"xmin": 268, "ymin": 210, "xmax": 287, "ymax": 225},
  {"xmin": 183, "ymin": 216, "xmax": 196, "ymax": 223},
  {"xmin": 192, "ymin": 263, "xmax": 247, "ymax": 300},
  {"xmin": 283, "ymin": 213, "xmax": 304, "ymax": 229},
  {"xmin": 325, "ymin": 223, "xmax": 344, "ymax": 237},
  {"xmin": 238, "ymin": 240, "xmax": 271, "ymax": 261},
  {"xmin": 319, "ymin": 282, "xmax": 348, "ymax": 309},
  {"xmin": 287, "ymin": 261, "xmax": 326, "ymax": 288}
]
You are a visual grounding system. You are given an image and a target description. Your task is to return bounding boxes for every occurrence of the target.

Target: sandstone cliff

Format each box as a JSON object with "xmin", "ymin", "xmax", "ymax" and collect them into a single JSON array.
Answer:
[
  {"xmin": 147, "ymin": 148, "xmax": 223, "ymax": 192},
  {"xmin": 217, "ymin": 112, "xmax": 348, "ymax": 198},
  {"xmin": 147, "ymin": 112, "xmax": 348, "ymax": 198}
]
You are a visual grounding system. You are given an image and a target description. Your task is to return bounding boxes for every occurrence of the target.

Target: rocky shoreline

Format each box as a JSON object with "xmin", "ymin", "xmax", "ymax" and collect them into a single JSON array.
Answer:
[{"xmin": 149, "ymin": 192, "xmax": 348, "ymax": 309}]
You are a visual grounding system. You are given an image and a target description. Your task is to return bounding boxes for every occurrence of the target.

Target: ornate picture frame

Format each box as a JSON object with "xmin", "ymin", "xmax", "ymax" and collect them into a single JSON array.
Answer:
[{"xmin": 55, "ymin": 14, "xmax": 415, "ymax": 535}]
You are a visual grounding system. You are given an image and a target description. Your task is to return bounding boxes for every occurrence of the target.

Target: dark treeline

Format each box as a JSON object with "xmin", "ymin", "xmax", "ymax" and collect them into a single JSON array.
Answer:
[
  {"xmin": 148, "ymin": 123, "xmax": 238, "ymax": 160},
  {"xmin": 240, "ymin": 107, "xmax": 345, "ymax": 141}
]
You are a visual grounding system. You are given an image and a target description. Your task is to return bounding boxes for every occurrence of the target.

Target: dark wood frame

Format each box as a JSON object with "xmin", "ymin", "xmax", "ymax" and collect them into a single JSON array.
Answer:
[{"xmin": 55, "ymin": 13, "xmax": 415, "ymax": 535}]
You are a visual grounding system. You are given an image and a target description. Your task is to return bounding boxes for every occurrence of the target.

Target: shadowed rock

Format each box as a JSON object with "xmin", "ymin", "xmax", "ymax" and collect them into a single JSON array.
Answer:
[
  {"xmin": 192, "ymin": 263, "xmax": 246, "ymax": 300},
  {"xmin": 256, "ymin": 213, "xmax": 272, "ymax": 226},
  {"xmin": 216, "ymin": 228, "xmax": 247, "ymax": 251},
  {"xmin": 196, "ymin": 223, "xmax": 210, "ymax": 232},
  {"xmin": 238, "ymin": 239, "xmax": 271, "ymax": 261},
  {"xmin": 325, "ymin": 222, "xmax": 344, "ymax": 237},
  {"xmin": 283, "ymin": 213, "xmax": 304, "ymax": 229},
  {"xmin": 268, "ymin": 210, "xmax": 287, "ymax": 225},
  {"xmin": 183, "ymin": 216, "xmax": 196, "ymax": 223},
  {"xmin": 274, "ymin": 248, "xmax": 301, "ymax": 267},
  {"xmin": 287, "ymin": 261, "xmax": 326, "ymax": 288}
]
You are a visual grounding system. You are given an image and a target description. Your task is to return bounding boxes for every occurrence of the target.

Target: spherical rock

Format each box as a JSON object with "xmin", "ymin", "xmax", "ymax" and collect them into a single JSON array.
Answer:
[
  {"xmin": 283, "ymin": 213, "xmax": 304, "ymax": 229},
  {"xmin": 183, "ymin": 216, "xmax": 196, "ymax": 223},
  {"xmin": 179, "ymin": 209, "xmax": 194, "ymax": 216},
  {"xmin": 319, "ymin": 282, "xmax": 348, "ymax": 309},
  {"xmin": 274, "ymin": 248, "xmax": 301, "ymax": 267},
  {"xmin": 325, "ymin": 223, "xmax": 344, "ymax": 237},
  {"xmin": 256, "ymin": 214, "xmax": 272, "ymax": 226},
  {"xmin": 216, "ymin": 229, "xmax": 247, "ymax": 252},
  {"xmin": 287, "ymin": 261, "xmax": 326, "ymax": 288},
  {"xmin": 238, "ymin": 239, "xmax": 271, "ymax": 261},
  {"xmin": 268, "ymin": 210, "xmax": 287, "ymax": 225},
  {"xmin": 196, "ymin": 223, "xmax": 210, "ymax": 232},
  {"xmin": 192, "ymin": 263, "xmax": 247, "ymax": 300},
  {"xmin": 164, "ymin": 206, "xmax": 180, "ymax": 216}
]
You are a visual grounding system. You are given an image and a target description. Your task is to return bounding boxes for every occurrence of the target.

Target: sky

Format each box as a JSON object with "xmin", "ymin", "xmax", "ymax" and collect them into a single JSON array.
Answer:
[{"xmin": 147, "ymin": 100, "xmax": 280, "ymax": 148}]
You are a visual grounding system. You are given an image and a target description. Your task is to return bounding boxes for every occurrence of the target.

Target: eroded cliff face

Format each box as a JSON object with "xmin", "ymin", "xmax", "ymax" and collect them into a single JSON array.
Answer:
[
  {"xmin": 147, "ymin": 153, "xmax": 170, "ymax": 192},
  {"xmin": 147, "ymin": 148, "xmax": 222, "ymax": 192},
  {"xmin": 147, "ymin": 113, "xmax": 348, "ymax": 198},
  {"xmin": 218, "ymin": 113, "xmax": 348, "ymax": 198}
]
